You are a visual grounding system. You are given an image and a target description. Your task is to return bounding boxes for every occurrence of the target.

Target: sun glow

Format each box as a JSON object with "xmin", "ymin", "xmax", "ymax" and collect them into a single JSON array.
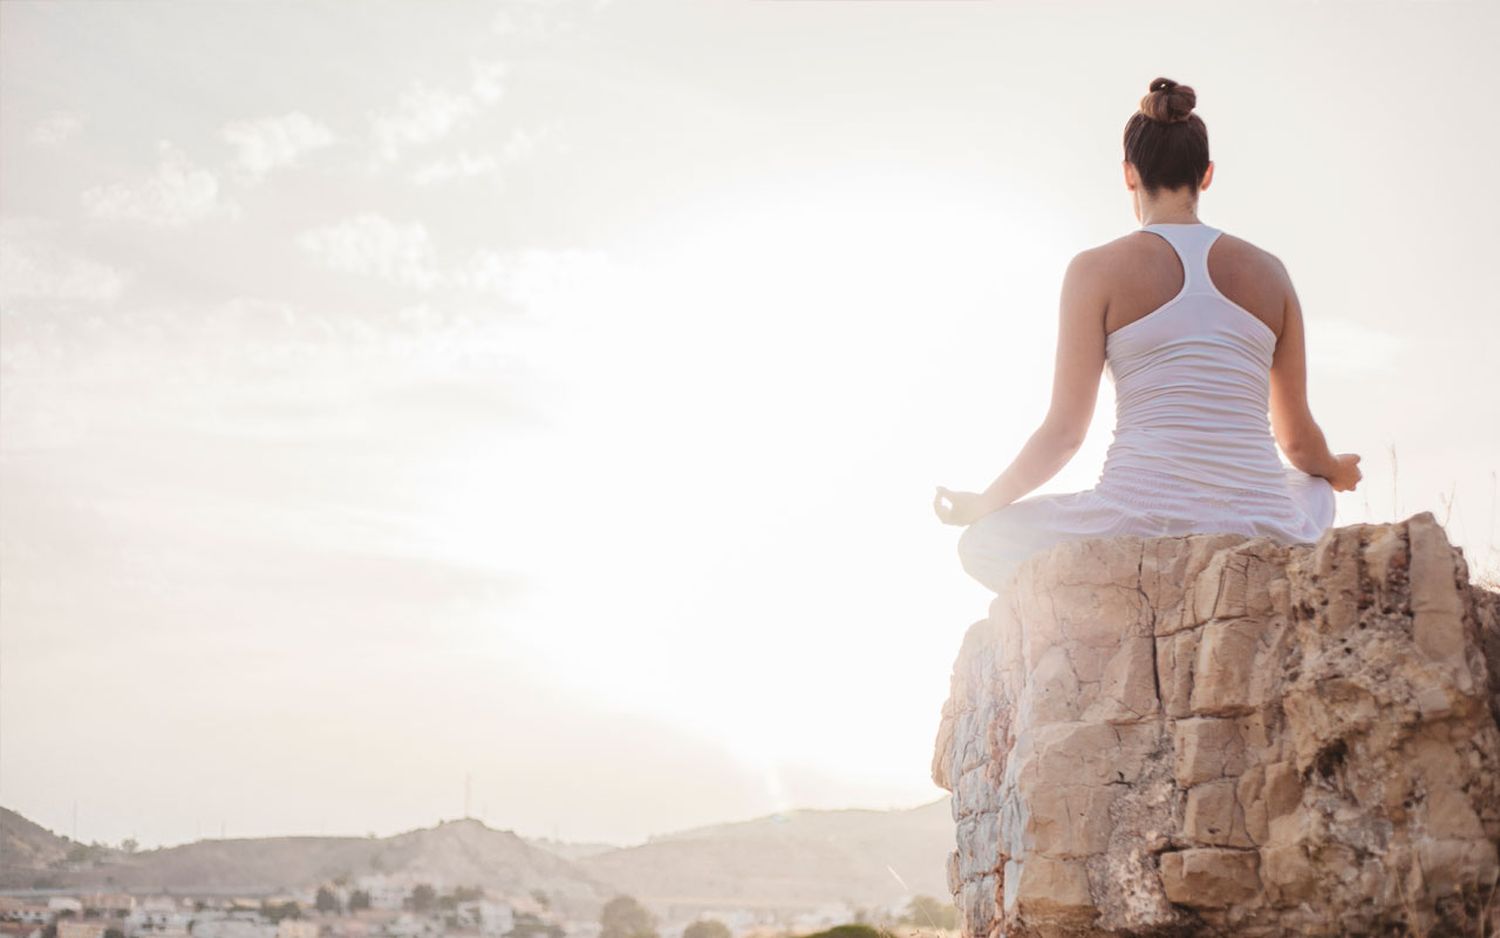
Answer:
[{"xmin": 451, "ymin": 168, "xmax": 1071, "ymax": 786}]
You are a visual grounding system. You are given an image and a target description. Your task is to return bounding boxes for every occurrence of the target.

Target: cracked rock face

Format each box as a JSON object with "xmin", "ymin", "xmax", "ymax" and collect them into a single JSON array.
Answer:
[{"xmin": 931, "ymin": 511, "xmax": 1500, "ymax": 936}]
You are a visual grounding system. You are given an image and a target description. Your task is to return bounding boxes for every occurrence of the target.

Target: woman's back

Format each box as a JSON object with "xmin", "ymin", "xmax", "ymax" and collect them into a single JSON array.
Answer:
[{"xmin": 1099, "ymin": 222, "xmax": 1291, "ymax": 495}]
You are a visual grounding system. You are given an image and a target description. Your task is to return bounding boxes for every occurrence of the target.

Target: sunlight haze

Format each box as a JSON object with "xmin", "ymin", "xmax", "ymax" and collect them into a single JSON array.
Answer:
[{"xmin": 1, "ymin": 0, "xmax": 1496, "ymax": 851}]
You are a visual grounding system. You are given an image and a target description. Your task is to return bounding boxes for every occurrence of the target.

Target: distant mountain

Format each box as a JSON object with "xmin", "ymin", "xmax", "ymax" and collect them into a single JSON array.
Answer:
[
  {"xmin": 0, "ymin": 814, "xmax": 611, "ymax": 919},
  {"xmin": 0, "ymin": 806, "xmax": 73, "ymax": 872},
  {"xmin": 571, "ymin": 797, "xmax": 953, "ymax": 913},
  {"xmin": 515, "ymin": 837, "xmax": 623, "ymax": 863},
  {"xmin": 0, "ymin": 797, "xmax": 956, "ymax": 919}
]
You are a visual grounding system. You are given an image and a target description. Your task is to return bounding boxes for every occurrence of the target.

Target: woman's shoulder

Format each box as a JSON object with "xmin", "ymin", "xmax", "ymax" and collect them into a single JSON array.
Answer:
[
  {"xmin": 1085, "ymin": 227, "xmax": 1291, "ymax": 288},
  {"xmin": 1206, "ymin": 231, "xmax": 1295, "ymax": 301},
  {"xmin": 1208, "ymin": 229, "xmax": 1287, "ymax": 273}
]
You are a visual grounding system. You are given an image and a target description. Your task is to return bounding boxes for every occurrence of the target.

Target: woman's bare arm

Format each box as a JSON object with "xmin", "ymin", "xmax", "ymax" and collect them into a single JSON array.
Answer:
[
  {"xmin": 1268, "ymin": 260, "xmax": 1340, "ymax": 479},
  {"xmin": 976, "ymin": 250, "xmax": 1106, "ymax": 511}
]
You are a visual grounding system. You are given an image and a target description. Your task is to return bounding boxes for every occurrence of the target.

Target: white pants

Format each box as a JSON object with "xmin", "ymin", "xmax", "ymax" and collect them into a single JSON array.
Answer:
[{"xmin": 956, "ymin": 466, "xmax": 1335, "ymax": 595}]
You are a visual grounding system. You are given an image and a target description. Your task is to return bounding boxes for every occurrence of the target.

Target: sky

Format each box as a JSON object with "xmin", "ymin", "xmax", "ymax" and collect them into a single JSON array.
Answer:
[{"xmin": 1, "ymin": 0, "xmax": 1497, "ymax": 850}]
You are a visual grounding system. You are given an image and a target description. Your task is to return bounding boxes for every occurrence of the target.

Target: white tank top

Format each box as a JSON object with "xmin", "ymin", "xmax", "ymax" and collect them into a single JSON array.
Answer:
[{"xmin": 1099, "ymin": 222, "xmax": 1290, "ymax": 494}]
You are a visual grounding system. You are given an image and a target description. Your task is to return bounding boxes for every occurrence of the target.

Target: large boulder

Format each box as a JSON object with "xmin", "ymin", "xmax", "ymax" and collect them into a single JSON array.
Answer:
[{"xmin": 931, "ymin": 511, "xmax": 1500, "ymax": 936}]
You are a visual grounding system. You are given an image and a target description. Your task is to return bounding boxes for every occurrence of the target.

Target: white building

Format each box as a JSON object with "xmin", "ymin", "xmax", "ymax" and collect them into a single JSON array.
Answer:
[
  {"xmin": 190, "ymin": 914, "xmax": 276, "ymax": 938},
  {"xmin": 349, "ymin": 876, "xmax": 419, "ymax": 913},
  {"xmin": 126, "ymin": 901, "xmax": 193, "ymax": 938},
  {"xmin": 81, "ymin": 896, "xmax": 135, "ymax": 917},
  {"xmin": 0, "ymin": 900, "xmax": 53, "ymax": 925},
  {"xmin": 47, "ymin": 901, "xmax": 83, "ymax": 916},
  {"xmin": 131, "ymin": 898, "xmax": 190, "ymax": 928}
]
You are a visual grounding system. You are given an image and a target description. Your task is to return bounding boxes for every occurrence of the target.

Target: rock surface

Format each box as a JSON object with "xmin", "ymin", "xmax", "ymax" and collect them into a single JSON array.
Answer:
[{"xmin": 931, "ymin": 511, "xmax": 1500, "ymax": 936}]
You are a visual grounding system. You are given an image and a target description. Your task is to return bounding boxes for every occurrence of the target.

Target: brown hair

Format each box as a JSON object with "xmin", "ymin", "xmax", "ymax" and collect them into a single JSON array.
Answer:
[{"xmin": 1123, "ymin": 77, "xmax": 1210, "ymax": 198}]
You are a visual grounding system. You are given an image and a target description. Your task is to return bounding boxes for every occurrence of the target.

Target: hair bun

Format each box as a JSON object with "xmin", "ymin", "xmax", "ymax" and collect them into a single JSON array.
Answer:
[{"xmin": 1140, "ymin": 76, "xmax": 1196, "ymax": 124}]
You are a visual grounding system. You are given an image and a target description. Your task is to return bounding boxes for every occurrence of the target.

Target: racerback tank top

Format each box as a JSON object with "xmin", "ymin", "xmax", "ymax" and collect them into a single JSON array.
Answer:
[{"xmin": 1099, "ymin": 222, "xmax": 1290, "ymax": 494}]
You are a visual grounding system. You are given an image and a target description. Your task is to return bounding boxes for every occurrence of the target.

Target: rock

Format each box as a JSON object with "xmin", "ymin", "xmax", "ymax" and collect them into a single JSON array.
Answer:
[
  {"xmin": 1159, "ymin": 847, "xmax": 1261, "ymax": 906},
  {"xmin": 932, "ymin": 511, "xmax": 1500, "ymax": 936}
]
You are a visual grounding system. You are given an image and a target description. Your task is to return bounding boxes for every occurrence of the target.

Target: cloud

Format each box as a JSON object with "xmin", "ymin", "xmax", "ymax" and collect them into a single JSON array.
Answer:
[
  {"xmin": 294, "ymin": 213, "xmax": 443, "ymax": 290},
  {"xmin": 27, "ymin": 111, "xmax": 85, "ymax": 147},
  {"xmin": 0, "ymin": 228, "xmax": 128, "ymax": 305},
  {"xmin": 370, "ymin": 84, "xmax": 476, "ymax": 163},
  {"xmin": 409, "ymin": 150, "xmax": 501, "ymax": 187},
  {"xmin": 470, "ymin": 59, "xmax": 506, "ymax": 106},
  {"xmin": 293, "ymin": 212, "xmax": 615, "ymax": 311},
  {"xmin": 221, "ymin": 111, "xmax": 336, "ymax": 184},
  {"xmin": 494, "ymin": 123, "xmax": 550, "ymax": 161},
  {"xmin": 407, "ymin": 123, "xmax": 557, "ymax": 187},
  {"xmin": 80, "ymin": 140, "xmax": 241, "ymax": 227},
  {"xmin": 366, "ymin": 59, "xmax": 508, "ymax": 166}
]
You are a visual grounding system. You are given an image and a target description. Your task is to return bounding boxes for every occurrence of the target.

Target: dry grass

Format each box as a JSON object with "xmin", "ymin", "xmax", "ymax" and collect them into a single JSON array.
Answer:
[{"xmin": 1372, "ymin": 444, "xmax": 1499, "ymax": 591}]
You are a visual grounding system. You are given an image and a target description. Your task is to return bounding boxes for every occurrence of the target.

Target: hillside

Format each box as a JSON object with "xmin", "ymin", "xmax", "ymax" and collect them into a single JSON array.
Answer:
[
  {"xmin": 0, "ymin": 806, "xmax": 73, "ymax": 872},
  {"xmin": 516, "ymin": 837, "xmax": 623, "ymax": 863},
  {"xmin": 0, "ymin": 798, "xmax": 955, "ymax": 917},
  {"xmin": 0, "ymin": 815, "xmax": 611, "ymax": 919},
  {"xmin": 574, "ymin": 797, "xmax": 953, "ymax": 912}
]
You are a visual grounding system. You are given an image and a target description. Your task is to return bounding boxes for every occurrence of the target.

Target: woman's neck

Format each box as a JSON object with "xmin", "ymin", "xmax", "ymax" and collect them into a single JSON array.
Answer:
[
  {"xmin": 1141, "ymin": 212, "xmax": 1200, "ymax": 225},
  {"xmin": 1138, "ymin": 195, "xmax": 1200, "ymax": 226}
]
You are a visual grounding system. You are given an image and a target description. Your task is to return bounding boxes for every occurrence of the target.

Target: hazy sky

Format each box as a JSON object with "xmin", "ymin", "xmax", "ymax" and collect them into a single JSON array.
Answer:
[{"xmin": 2, "ymin": 0, "xmax": 1496, "ymax": 850}]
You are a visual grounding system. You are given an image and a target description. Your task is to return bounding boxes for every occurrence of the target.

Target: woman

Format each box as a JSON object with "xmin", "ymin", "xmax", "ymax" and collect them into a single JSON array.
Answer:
[{"xmin": 934, "ymin": 76, "xmax": 1363, "ymax": 594}]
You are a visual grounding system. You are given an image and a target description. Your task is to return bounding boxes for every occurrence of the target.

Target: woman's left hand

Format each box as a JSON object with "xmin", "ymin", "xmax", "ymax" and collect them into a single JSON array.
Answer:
[{"xmin": 934, "ymin": 486, "xmax": 993, "ymax": 526}]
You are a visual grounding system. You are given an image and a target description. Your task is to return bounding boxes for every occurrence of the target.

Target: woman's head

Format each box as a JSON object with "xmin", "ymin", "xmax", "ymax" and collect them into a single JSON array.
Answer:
[{"xmin": 1123, "ymin": 77, "xmax": 1212, "ymax": 210}]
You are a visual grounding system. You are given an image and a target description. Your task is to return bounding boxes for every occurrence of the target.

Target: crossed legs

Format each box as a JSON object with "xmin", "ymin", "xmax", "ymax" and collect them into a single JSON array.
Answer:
[{"xmin": 956, "ymin": 505, "xmax": 1067, "ymax": 595}]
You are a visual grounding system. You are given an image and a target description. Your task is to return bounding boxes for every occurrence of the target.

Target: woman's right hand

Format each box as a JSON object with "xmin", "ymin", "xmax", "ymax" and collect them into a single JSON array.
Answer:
[{"xmin": 1326, "ymin": 453, "xmax": 1362, "ymax": 492}]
